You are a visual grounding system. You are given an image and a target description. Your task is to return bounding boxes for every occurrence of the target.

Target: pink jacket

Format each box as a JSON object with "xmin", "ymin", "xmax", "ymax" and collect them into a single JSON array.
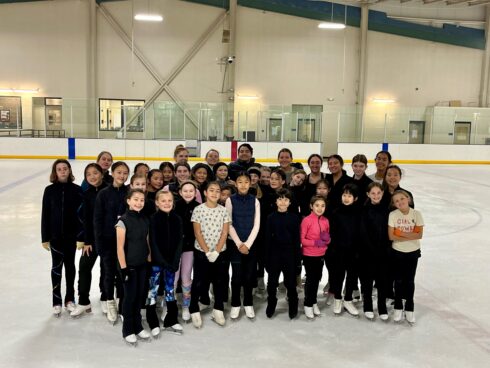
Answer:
[{"xmin": 301, "ymin": 213, "xmax": 330, "ymax": 257}]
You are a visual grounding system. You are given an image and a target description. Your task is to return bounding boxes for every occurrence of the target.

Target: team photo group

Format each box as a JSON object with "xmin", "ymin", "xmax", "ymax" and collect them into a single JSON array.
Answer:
[{"xmin": 40, "ymin": 143, "xmax": 424, "ymax": 346}]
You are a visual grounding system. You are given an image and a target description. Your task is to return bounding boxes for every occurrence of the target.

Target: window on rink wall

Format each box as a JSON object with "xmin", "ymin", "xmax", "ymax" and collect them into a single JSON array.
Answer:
[
  {"xmin": 0, "ymin": 96, "xmax": 22, "ymax": 129},
  {"xmin": 99, "ymin": 99, "xmax": 145, "ymax": 132},
  {"xmin": 292, "ymin": 105, "xmax": 323, "ymax": 142}
]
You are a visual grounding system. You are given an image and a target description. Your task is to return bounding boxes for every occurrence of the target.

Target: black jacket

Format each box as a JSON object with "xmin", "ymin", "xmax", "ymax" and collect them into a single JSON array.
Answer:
[
  {"xmin": 78, "ymin": 182, "xmax": 108, "ymax": 245},
  {"xmin": 381, "ymin": 185, "xmax": 414, "ymax": 211},
  {"xmin": 41, "ymin": 182, "xmax": 83, "ymax": 243},
  {"xmin": 359, "ymin": 201, "xmax": 391, "ymax": 260},
  {"xmin": 352, "ymin": 174, "xmax": 373, "ymax": 207},
  {"xmin": 174, "ymin": 198, "xmax": 199, "ymax": 253},
  {"xmin": 265, "ymin": 211, "xmax": 301, "ymax": 268},
  {"xmin": 325, "ymin": 170, "xmax": 353, "ymax": 212},
  {"xmin": 329, "ymin": 203, "xmax": 361, "ymax": 254},
  {"xmin": 149, "ymin": 210, "xmax": 183, "ymax": 272},
  {"xmin": 93, "ymin": 185, "xmax": 128, "ymax": 253},
  {"xmin": 229, "ymin": 159, "xmax": 259, "ymax": 181}
]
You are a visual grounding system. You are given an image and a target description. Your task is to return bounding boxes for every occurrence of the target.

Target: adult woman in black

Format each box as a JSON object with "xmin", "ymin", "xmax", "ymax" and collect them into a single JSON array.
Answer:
[{"xmin": 325, "ymin": 155, "xmax": 353, "ymax": 214}]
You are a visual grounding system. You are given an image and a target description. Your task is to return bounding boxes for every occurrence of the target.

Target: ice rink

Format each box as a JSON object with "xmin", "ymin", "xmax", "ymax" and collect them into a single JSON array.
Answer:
[{"xmin": 1, "ymin": 159, "xmax": 489, "ymax": 368}]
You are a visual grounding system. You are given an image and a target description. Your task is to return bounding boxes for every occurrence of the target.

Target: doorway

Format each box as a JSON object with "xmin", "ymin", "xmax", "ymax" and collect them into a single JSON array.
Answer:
[
  {"xmin": 454, "ymin": 122, "xmax": 471, "ymax": 145},
  {"xmin": 408, "ymin": 121, "xmax": 425, "ymax": 144}
]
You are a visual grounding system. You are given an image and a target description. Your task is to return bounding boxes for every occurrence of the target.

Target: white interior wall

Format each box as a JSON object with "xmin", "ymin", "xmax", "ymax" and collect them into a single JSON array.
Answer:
[
  {"xmin": 0, "ymin": 0, "xmax": 89, "ymax": 129},
  {"xmin": 0, "ymin": 0, "xmax": 486, "ymax": 153}
]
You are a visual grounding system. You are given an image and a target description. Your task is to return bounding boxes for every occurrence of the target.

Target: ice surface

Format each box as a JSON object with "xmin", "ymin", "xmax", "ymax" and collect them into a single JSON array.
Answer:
[{"xmin": 1, "ymin": 160, "xmax": 489, "ymax": 368}]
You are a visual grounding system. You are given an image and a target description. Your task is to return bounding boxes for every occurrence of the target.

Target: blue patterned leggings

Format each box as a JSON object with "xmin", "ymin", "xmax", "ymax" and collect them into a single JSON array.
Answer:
[{"xmin": 147, "ymin": 266, "xmax": 175, "ymax": 306}]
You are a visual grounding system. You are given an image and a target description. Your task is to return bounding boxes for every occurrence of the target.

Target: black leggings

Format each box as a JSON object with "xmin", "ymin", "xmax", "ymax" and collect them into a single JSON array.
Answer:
[
  {"xmin": 122, "ymin": 265, "xmax": 146, "ymax": 337},
  {"xmin": 266, "ymin": 250, "xmax": 298, "ymax": 305},
  {"xmin": 303, "ymin": 255, "xmax": 324, "ymax": 307},
  {"xmin": 100, "ymin": 253, "xmax": 123, "ymax": 312},
  {"xmin": 329, "ymin": 248, "xmax": 358, "ymax": 301},
  {"xmin": 360, "ymin": 256, "xmax": 389, "ymax": 314},
  {"xmin": 50, "ymin": 238, "xmax": 76, "ymax": 306},
  {"xmin": 393, "ymin": 249, "xmax": 420, "ymax": 312},
  {"xmin": 77, "ymin": 247, "xmax": 106, "ymax": 305},
  {"xmin": 230, "ymin": 247, "xmax": 257, "ymax": 307},
  {"xmin": 189, "ymin": 250, "xmax": 229, "ymax": 313}
]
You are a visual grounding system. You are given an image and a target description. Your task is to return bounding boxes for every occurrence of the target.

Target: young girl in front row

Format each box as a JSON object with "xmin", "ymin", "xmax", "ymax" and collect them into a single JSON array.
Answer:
[
  {"xmin": 174, "ymin": 181, "xmax": 200, "ymax": 322},
  {"xmin": 265, "ymin": 189, "xmax": 301, "ymax": 319},
  {"xmin": 41, "ymin": 159, "xmax": 83, "ymax": 316},
  {"xmin": 146, "ymin": 190, "xmax": 184, "ymax": 337},
  {"xmin": 328, "ymin": 183, "xmax": 361, "ymax": 317},
  {"xmin": 189, "ymin": 182, "xmax": 231, "ymax": 328},
  {"xmin": 359, "ymin": 182, "xmax": 391, "ymax": 321},
  {"xmin": 115, "ymin": 189, "xmax": 151, "ymax": 345},
  {"xmin": 226, "ymin": 172, "xmax": 261, "ymax": 320},
  {"xmin": 388, "ymin": 190, "xmax": 424, "ymax": 325},
  {"xmin": 301, "ymin": 196, "xmax": 330, "ymax": 319}
]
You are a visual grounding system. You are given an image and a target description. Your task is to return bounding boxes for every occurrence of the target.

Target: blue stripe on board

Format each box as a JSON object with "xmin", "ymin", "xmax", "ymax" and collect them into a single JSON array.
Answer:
[
  {"xmin": 68, "ymin": 138, "xmax": 75, "ymax": 160},
  {"xmin": 0, "ymin": 169, "xmax": 47, "ymax": 194},
  {"xmin": 382, "ymin": 142, "xmax": 389, "ymax": 151}
]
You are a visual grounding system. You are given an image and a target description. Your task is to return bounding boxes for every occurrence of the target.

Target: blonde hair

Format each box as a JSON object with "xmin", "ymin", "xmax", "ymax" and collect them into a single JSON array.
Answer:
[
  {"xmin": 155, "ymin": 189, "xmax": 174, "ymax": 202},
  {"xmin": 391, "ymin": 189, "xmax": 411, "ymax": 207}
]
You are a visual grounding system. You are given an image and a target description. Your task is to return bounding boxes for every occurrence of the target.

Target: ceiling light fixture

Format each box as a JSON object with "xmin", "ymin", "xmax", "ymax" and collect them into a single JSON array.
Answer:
[
  {"xmin": 318, "ymin": 22, "xmax": 345, "ymax": 30},
  {"xmin": 373, "ymin": 98, "xmax": 396, "ymax": 103},
  {"xmin": 318, "ymin": 2, "xmax": 346, "ymax": 30},
  {"xmin": 0, "ymin": 88, "xmax": 39, "ymax": 94},
  {"xmin": 237, "ymin": 95, "xmax": 259, "ymax": 100},
  {"xmin": 134, "ymin": 14, "xmax": 163, "ymax": 22},
  {"xmin": 134, "ymin": 0, "xmax": 162, "ymax": 22}
]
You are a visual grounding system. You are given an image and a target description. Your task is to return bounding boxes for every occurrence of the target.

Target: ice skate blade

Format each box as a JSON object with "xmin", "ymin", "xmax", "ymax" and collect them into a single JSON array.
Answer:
[
  {"xmin": 164, "ymin": 327, "xmax": 184, "ymax": 335},
  {"xmin": 70, "ymin": 309, "xmax": 92, "ymax": 319},
  {"xmin": 53, "ymin": 313, "xmax": 61, "ymax": 318},
  {"xmin": 211, "ymin": 318, "xmax": 226, "ymax": 327},
  {"xmin": 344, "ymin": 309, "xmax": 360, "ymax": 318},
  {"xmin": 125, "ymin": 341, "xmax": 137, "ymax": 347},
  {"xmin": 137, "ymin": 337, "xmax": 152, "ymax": 343}
]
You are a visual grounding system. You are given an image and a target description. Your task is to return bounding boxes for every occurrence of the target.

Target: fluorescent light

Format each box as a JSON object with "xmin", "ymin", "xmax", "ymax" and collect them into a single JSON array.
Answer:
[
  {"xmin": 0, "ymin": 88, "xmax": 39, "ymax": 94},
  {"xmin": 318, "ymin": 22, "xmax": 346, "ymax": 30},
  {"xmin": 373, "ymin": 98, "xmax": 396, "ymax": 103},
  {"xmin": 134, "ymin": 14, "xmax": 163, "ymax": 22},
  {"xmin": 237, "ymin": 95, "xmax": 259, "ymax": 100}
]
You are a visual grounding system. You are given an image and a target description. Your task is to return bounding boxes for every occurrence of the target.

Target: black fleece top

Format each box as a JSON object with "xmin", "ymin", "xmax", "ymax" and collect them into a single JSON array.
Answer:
[
  {"xmin": 329, "ymin": 203, "xmax": 361, "ymax": 254},
  {"xmin": 381, "ymin": 185, "xmax": 415, "ymax": 211},
  {"xmin": 265, "ymin": 211, "xmax": 301, "ymax": 267},
  {"xmin": 229, "ymin": 158, "xmax": 259, "ymax": 181},
  {"xmin": 80, "ymin": 182, "xmax": 108, "ymax": 245},
  {"xmin": 325, "ymin": 170, "xmax": 353, "ymax": 212},
  {"xmin": 149, "ymin": 210, "xmax": 183, "ymax": 272},
  {"xmin": 359, "ymin": 201, "xmax": 391, "ymax": 260},
  {"xmin": 352, "ymin": 174, "xmax": 373, "ymax": 207},
  {"xmin": 93, "ymin": 184, "xmax": 128, "ymax": 254},
  {"xmin": 174, "ymin": 198, "xmax": 199, "ymax": 253},
  {"xmin": 41, "ymin": 182, "xmax": 83, "ymax": 242}
]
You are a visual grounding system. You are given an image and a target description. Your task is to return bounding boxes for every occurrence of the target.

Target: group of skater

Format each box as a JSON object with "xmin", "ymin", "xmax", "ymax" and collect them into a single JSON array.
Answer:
[{"xmin": 41, "ymin": 144, "xmax": 424, "ymax": 346}]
